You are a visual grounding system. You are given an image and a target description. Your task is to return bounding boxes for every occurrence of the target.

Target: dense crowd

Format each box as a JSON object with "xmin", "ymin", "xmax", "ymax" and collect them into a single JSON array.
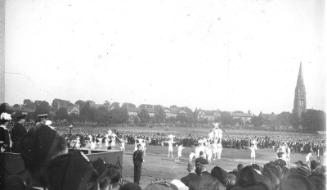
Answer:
[{"xmin": 62, "ymin": 129, "xmax": 326, "ymax": 157}]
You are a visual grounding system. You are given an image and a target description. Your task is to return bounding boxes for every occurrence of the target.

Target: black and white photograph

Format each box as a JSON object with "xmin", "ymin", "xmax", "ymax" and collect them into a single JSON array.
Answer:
[{"xmin": 0, "ymin": 0, "xmax": 325, "ymax": 190}]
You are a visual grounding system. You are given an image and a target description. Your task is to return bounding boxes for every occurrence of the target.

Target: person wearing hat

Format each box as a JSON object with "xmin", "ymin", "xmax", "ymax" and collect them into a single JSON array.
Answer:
[
  {"xmin": 35, "ymin": 114, "xmax": 48, "ymax": 127},
  {"xmin": 0, "ymin": 112, "xmax": 12, "ymax": 152},
  {"xmin": 133, "ymin": 143, "xmax": 144, "ymax": 185},
  {"xmin": 188, "ymin": 157, "xmax": 225, "ymax": 190},
  {"xmin": 11, "ymin": 112, "xmax": 28, "ymax": 153}
]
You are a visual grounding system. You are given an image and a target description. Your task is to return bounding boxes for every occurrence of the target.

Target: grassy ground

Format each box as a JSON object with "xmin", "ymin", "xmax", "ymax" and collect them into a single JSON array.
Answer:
[
  {"xmin": 119, "ymin": 144, "xmax": 309, "ymax": 188},
  {"xmin": 56, "ymin": 125, "xmax": 322, "ymax": 188}
]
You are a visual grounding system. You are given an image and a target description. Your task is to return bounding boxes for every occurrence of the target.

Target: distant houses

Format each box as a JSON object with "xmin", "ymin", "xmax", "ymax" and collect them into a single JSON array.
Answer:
[
  {"xmin": 197, "ymin": 110, "xmax": 221, "ymax": 122},
  {"xmin": 164, "ymin": 107, "xmax": 177, "ymax": 118},
  {"xmin": 231, "ymin": 111, "xmax": 252, "ymax": 123},
  {"xmin": 67, "ymin": 105, "xmax": 80, "ymax": 115}
]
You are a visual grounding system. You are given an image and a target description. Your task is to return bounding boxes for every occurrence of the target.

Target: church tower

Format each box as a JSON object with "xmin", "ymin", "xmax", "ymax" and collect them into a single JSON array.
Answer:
[{"xmin": 293, "ymin": 63, "xmax": 306, "ymax": 119}]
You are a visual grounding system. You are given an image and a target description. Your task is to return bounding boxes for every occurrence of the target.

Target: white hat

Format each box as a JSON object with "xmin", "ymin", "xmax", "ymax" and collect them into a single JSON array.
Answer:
[{"xmin": 0, "ymin": 113, "xmax": 12, "ymax": 121}]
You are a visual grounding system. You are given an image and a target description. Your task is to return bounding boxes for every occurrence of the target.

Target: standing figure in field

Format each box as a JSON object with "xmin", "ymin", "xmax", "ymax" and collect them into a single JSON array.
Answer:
[
  {"xmin": 285, "ymin": 143, "xmax": 291, "ymax": 166},
  {"xmin": 177, "ymin": 143, "xmax": 184, "ymax": 160},
  {"xmin": 276, "ymin": 142, "xmax": 288, "ymax": 162},
  {"xmin": 107, "ymin": 129, "xmax": 117, "ymax": 148},
  {"xmin": 163, "ymin": 134, "xmax": 175, "ymax": 158},
  {"xmin": 75, "ymin": 136, "xmax": 81, "ymax": 149},
  {"xmin": 205, "ymin": 143, "xmax": 213, "ymax": 163},
  {"xmin": 212, "ymin": 139, "xmax": 222, "ymax": 160},
  {"xmin": 212, "ymin": 123, "xmax": 223, "ymax": 143},
  {"xmin": 133, "ymin": 144, "xmax": 144, "ymax": 185},
  {"xmin": 104, "ymin": 134, "xmax": 109, "ymax": 148},
  {"xmin": 119, "ymin": 137, "xmax": 127, "ymax": 151},
  {"xmin": 168, "ymin": 138, "xmax": 174, "ymax": 158},
  {"xmin": 212, "ymin": 123, "xmax": 223, "ymax": 160},
  {"xmin": 89, "ymin": 135, "xmax": 96, "ymax": 150},
  {"xmin": 195, "ymin": 138, "xmax": 206, "ymax": 158},
  {"xmin": 249, "ymin": 139, "xmax": 258, "ymax": 164}
]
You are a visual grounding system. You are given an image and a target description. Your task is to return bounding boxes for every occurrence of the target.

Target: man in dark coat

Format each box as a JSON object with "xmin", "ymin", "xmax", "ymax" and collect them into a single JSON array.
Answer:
[
  {"xmin": 11, "ymin": 112, "xmax": 27, "ymax": 153},
  {"xmin": 133, "ymin": 144, "xmax": 144, "ymax": 185},
  {"xmin": 21, "ymin": 114, "xmax": 65, "ymax": 187}
]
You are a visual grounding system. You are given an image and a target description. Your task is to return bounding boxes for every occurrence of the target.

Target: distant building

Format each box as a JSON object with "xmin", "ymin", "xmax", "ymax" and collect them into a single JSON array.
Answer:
[
  {"xmin": 127, "ymin": 107, "xmax": 138, "ymax": 116},
  {"xmin": 197, "ymin": 110, "xmax": 221, "ymax": 122},
  {"xmin": 139, "ymin": 104, "xmax": 155, "ymax": 117},
  {"xmin": 52, "ymin": 99, "xmax": 73, "ymax": 110},
  {"xmin": 293, "ymin": 63, "xmax": 306, "ymax": 120},
  {"xmin": 231, "ymin": 111, "xmax": 252, "ymax": 123},
  {"xmin": 67, "ymin": 105, "xmax": 80, "ymax": 115},
  {"xmin": 164, "ymin": 108, "xmax": 178, "ymax": 118}
]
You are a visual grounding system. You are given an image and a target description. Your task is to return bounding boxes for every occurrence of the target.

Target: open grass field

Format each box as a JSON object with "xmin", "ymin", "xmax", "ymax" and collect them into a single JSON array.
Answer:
[
  {"xmin": 56, "ymin": 125, "xmax": 324, "ymax": 188},
  {"xmin": 119, "ymin": 144, "xmax": 310, "ymax": 188}
]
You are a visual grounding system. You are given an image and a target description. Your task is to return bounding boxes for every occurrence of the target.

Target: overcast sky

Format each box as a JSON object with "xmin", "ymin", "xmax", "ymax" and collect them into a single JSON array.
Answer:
[{"xmin": 4, "ymin": 0, "xmax": 325, "ymax": 114}]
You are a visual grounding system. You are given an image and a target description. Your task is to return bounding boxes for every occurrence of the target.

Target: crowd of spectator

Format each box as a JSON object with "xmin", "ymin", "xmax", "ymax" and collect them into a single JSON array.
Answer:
[{"xmin": 61, "ymin": 129, "xmax": 325, "ymax": 157}]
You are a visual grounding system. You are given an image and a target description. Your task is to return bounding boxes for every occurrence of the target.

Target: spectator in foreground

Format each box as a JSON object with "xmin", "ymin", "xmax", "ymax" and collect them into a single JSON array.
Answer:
[
  {"xmin": 187, "ymin": 158, "xmax": 226, "ymax": 190},
  {"xmin": 11, "ymin": 112, "xmax": 27, "ymax": 153},
  {"xmin": 0, "ymin": 112, "xmax": 12, "ymax": 152}
]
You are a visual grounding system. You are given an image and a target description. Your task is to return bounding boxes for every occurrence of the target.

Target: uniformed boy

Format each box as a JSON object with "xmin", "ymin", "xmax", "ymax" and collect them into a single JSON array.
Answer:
[{"xmin": 133, "ymin": 144, "xmax": 144, "ymax": 185}]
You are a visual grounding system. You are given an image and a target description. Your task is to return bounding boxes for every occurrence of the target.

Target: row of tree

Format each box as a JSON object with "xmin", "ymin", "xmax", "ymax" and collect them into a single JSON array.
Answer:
[{"xmin": 0, "ymin": 98, "xmax": 325, "ymax": 132}]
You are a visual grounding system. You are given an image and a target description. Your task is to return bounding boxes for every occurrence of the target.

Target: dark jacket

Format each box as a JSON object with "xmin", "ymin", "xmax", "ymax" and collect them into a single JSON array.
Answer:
[
  {"xmin": 181, "ymin": 172, "xmax": 198, "ymax": 187},
  {"xmin": 187, "ymin": 171, "xmax": 226, "ymax": 190},
  {"xmin": 0, "ymin": 126, "xmax": 10, "ymax": 152},
  {"xmin": 133, "ymin": 150, "xmax": 143, "ymax": 164},
  {"xmin": 11, "ymin": 123, "xmax": 27, "ymax": 152}
]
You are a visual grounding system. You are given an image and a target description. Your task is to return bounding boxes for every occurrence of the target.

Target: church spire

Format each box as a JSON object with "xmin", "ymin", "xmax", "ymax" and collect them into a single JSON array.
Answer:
[
  {"xmin": 293, "ymin": 63, "xmax": 306, "ymax": 120},
  {"xmin": 296, "ymin": 62, "xmax": 305, "ymax": 89}
]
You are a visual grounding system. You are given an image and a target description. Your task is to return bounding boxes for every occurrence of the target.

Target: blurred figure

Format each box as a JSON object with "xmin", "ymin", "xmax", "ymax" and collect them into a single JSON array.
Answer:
[
  {"xmin": 249, "ymin": 143, "xmax": 257, "ymax": 164},
  {"xmin": 11, "ymin": 112, "xmax": 27, "ymax": 153},
  {"xmin": 177, "ymin": 144, "xmax": 184, "ymax": 160},
  {"xmin": 306, "ymin": 150, "xmax": 313, "ymax": 164},
  {"xmin": 4, "ymin": 175, "xmax": 27, "ymax": 190},
  {"xmin": 0, "ymin": 112, "xmax": 12, "ymax": 152}
]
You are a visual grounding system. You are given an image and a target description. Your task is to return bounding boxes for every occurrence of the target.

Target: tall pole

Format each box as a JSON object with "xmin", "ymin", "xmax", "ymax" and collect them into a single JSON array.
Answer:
[{"xmin": 0, "ymin": 0, "xmax": 5, "ymax": 104}]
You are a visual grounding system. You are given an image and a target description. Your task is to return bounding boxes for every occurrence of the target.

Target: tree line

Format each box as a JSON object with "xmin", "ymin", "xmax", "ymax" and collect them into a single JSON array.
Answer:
[{"xmin": 0, "ymin": 98, "xmax": 325, "ymax": 132}]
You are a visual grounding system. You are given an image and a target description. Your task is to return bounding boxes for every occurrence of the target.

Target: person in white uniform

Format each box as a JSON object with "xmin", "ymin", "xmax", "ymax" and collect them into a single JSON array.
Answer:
[
  {"xmin": 177, "ymin": 144, "xmax": 184, "ymax": 160},
  {"xmin": 165, "ymin": 134, "xmax": 175, "ymax": 158},
  {"xmin": 249, "ymin": 141, "xmax": 257, "ymax": 164},
  {"xmin": 213, "ymin": 123, "xmax": 223, "ymax": 159}
]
